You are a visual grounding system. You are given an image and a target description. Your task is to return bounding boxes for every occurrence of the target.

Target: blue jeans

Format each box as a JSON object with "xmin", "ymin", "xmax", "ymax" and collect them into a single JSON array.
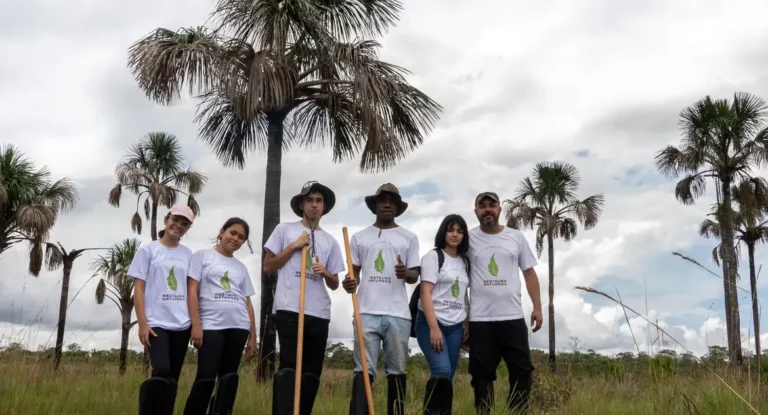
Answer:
[
  {"xmin": 415, "ymin": 310, "xmax": 464, "ymax": 380},
  {"xmin": 352, "ymin": 314, "xmax": 411, "ymax": 381}
]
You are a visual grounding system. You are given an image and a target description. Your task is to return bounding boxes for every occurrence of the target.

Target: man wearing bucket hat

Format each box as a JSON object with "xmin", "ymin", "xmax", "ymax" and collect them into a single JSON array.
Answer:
[
  {"xmin": 467, "ymin": 191, "xmax": 542, "ymax": 414},
  {"xmin": 264, "ymin": 181, "xmax": 346, "ymax": 415},
  {"xmin": 342, "ymin": 183, "xmax": 421, "ymax": 415}
]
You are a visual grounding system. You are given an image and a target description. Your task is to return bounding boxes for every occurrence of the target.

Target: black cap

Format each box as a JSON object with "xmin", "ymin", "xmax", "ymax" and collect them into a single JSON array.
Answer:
[{"xmin": 475, "ymin": 191, "xmax": 500, "ymax": 205}]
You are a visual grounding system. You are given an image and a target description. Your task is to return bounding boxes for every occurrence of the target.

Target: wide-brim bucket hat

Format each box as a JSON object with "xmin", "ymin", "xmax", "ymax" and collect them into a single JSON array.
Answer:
[
  {"xmin": 364, "ymin": 183, "xmax": 408, "ymax": 217},
  {"xmin": 290, "ymin": 181, "xmax": 336, "ymax": 218}
]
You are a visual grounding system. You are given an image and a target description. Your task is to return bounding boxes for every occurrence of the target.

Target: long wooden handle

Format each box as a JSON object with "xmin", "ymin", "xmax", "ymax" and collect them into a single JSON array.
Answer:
[
  {"xmin": 343, "ymin": 227, "xmax": 375, "ymax": 415},
  {"xmin": 293, "ymin": 246, "xmax": 308, "ymax": 415}
]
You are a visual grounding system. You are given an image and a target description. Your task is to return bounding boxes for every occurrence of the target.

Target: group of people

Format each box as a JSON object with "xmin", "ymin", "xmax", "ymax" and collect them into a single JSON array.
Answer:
[
  {"xmin": 129, "ymin": 206, "xmax": 256, "ymax": 415},
  {"xmin": 130, "ymin": 180, "xmax": 543, "ymax": 415}
]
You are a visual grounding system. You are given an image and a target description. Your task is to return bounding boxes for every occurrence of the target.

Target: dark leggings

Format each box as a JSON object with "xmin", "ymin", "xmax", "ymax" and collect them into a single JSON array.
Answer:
[
  {"xmin": 274, "ymin": 310, "xmax": 329, "ymax": 376},
  {"xmin": 194, "ymin": 329, "xmax": 250, "ymax": 380},
  {"xmin": 148, "ymin": 327, "xmax": 191, "ymax": 380}
]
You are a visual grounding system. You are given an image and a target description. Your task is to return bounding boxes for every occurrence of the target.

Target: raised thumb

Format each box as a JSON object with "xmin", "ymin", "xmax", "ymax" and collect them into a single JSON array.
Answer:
[
  {"xmin": 397, "ymin": 254, "xmax": 403, "ymax": 264},
  {"xmin": 315, "ymin": 256, "xmax": 320, "ymax": 263}
]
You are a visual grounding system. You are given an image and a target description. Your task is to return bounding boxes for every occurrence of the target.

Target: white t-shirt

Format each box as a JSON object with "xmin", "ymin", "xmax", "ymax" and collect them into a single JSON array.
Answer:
[
  {"xmin": 127, "ymin": 240, "xmax": 193, "ymax": 331},
  {"xmin": 417, "ymin": 249, "xmax": 469, "ymax": 326},
  {"xmin": 188, "ymin": 249, "xmax": 256, "ymax": 331},
  {"xmin": 264, "ymin": 221, "xmax": 346, "ymax": 320},
  {"xmin": 350, "ymin": 225, "xmax": 420, "ymax": 320},
  {"xmin": 467, "ymin": 226, "xmax": 538, "ymax": 322}
]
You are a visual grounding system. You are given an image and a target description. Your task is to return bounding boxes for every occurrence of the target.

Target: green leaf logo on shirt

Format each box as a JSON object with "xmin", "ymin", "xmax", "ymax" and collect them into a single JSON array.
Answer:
[
  {"xmin": 167, "ymin": 266, "xmax": 178, "ymax": 291},
  {"xmin": 451, "ymin": 276, "xmax": 460, "ymax": 299},
  {"xmin": 305, "ymin": 252, "xmax": 313, "ymax": 271},
  {"xmin": 220, "ymin": 271, "xmax": 232, "ymax": 291},
  {"xmin": 374, "ymin": 250, "xmax": 385, "ymax": 273},
  {"xmin": 488, "ymin": 253, "xmax": 499, "ymax": 277}
]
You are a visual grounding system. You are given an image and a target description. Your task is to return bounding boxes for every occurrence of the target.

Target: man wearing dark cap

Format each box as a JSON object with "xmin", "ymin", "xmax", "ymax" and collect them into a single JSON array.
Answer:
[
  {"xmin": 264, "ymin": 181, "xmax": 346, "ymax": 415},
  {"xmin": 342, "ymin": 183, "xmax": 420, "ymax": 415},
  {"xmin": 467, "ymin": 191, "xmax": 543, "ymax": 414}
]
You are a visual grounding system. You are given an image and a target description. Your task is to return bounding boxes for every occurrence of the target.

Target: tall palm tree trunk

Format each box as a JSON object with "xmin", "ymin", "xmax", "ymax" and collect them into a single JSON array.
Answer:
[
  {"xmin": 257, "ymin": 113, "xmax": 286, "ymax": 382},
  {"xmin": 720, "ymin": 179, "xmax": 743, "ymax": 368},
  {"xmin": 547, "ymin": 230, "xmax": 556, "ymax": 373},
  {"xmin": 53, "ymin": 258, "xmax": 73, "ymax": 372},
  {"xmin": 119, "ymin": 308, "xmax": 131, "ymax": 375},
  {"xmin": 747, "ymin": 241, "xmax": 761, "ymax": 369}
]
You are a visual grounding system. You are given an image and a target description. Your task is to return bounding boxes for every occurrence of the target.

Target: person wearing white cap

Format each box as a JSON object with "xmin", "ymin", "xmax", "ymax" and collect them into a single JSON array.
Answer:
[{"xmin": 128, "ymin": 204, "xmax": 196, "ymax": 415}]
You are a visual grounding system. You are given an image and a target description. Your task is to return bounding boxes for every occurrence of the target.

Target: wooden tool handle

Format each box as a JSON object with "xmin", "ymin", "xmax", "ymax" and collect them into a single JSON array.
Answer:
[
  {"xmin": 343, "ymin": 227, "xmax": 375, "ymax": 415},
  {"xmin": 293, "ymin": 246, "xmax": 308, "ymax": 415}
]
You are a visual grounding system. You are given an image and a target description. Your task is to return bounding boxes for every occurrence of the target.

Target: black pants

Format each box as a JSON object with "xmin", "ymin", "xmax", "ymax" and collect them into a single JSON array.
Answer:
[
  {"xmin": 195, "ymin": 329, "xmax": 250, "ymax": 380},
  {"xmin": 149, "ymin": 327, "xmax": 191, "ymax": 380},
  {"xmin": 468, "ymin": 319, "xmax": 533, "ymax": 409},
  {"xmin": 274, "ymin": 310, "xmax": 329, "ymax": 376}
]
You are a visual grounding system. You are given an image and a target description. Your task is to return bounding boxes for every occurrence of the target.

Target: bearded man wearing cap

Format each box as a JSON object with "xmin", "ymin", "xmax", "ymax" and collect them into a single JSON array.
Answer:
[
  {"xmin": 264, "ymin": 181, "xmax": 346, "ymax": 415},
  {"xmin": 341, "ymin": 183, "xmax": 420, "ymax": 415},
  {"xmin": 467, "ymin": 192, "xmax": 543, "ymax": 414}
]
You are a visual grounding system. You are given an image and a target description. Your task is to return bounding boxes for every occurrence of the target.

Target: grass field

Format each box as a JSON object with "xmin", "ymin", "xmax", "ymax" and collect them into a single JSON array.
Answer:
[{"xmin": 2, "ymin": 358, "xmax": 768, "ymax": 415}]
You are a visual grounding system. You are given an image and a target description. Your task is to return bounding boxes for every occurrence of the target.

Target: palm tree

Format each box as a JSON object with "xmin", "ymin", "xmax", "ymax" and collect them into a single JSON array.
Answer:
[
  {"xmin": 655, "ymin": 92, "xmax": 768, "ymax": 367},
  {"xmin": 699, "ymin": 177, "xmax": 768, "ymax": 368},
  {"xmin": 108, "ymin": 132, "xmax": 207, "ymax": 241},
  {"xmin": 0, "ymin": 145, "xmax": 78, "ymax": 268},
  {"xmin": 126, "ymin": 0, "xmax": 442, "ymax": 381},
  {"xmin": 92, "ymin": 238, "xmax": 140, "ymax": 375},
  {"xmin": 503, "ymin": 161, "xmax": 604, "ymax": 373},
  {"xmin": 26, "ymin": 241, "xmax": 108, "ymax": 371}
]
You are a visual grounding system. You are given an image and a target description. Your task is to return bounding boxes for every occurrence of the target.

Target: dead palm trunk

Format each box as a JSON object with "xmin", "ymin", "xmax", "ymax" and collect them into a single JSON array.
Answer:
[
  {"xmin": 53, "ymin": 259, "xmax": 74, "ymax": 372},
  {"xmin": 747, "ymin": 241, "xmax": 761, "ymax": 368},
  {"xmin": 720, "ymin": 178, "xmax": 744, "ymax": 367},
  {"xmin": 547, "ymin": 230, "xmax": 556, "ymax": 373},
  {"xmin": 257, "ymin": 113, "xmax": 286, "ymax": 381}
]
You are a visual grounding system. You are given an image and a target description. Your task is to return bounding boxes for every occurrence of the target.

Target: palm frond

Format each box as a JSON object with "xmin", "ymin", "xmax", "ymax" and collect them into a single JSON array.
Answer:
[
  {"xmin": 0, "ymin": 174, "xmax": 7, "ymax": 207},
  {"xmin": 16, "ymin": 204, "xmax": 56, "ymax": 238},
  {"xmin": 171, "ymin": 170, "xmax": 208, "ymax": 195},
  {"xmin": 731, "ymin": 92, "xmax": 768, "ymax": 142},
  {"xmin": 502, "ymin": 199, "xmax": 538, "ymax": 230},
  {"xmin": 127, "ymin": 27, "xmax": 223, "ymax": 105},
  {"xmin": 557, "ymin": 217, "xmax": 578, "ymax": 241},
  {"xmin": 712, "ymin": 244, "xmax": 722, "ymax": 267},
  {"xmin": 28, "ymin": 240, "xmax": 43, "ymax": 276},
  {"xmin": 187, "ymin": 194, "xmax": 201, "ymax": 216},
  {"xmin": 195, "ymin": 88, "xmax": 273, "ymax": 168},
  {"xmin": 108, "ymin": 184, "xmax": 122, "ymax": 207},
  {"xmin": 115, "ymin": 163, "xmax": 150, "ymax": 191},
  {"xmin": 131, "ymin": 212, "xmax": 143, "ymax": 235},
  {"xmin": 45, "ymin": 242, "xmax": 64, "ymax": 271},
  {"xmin": 699, "ymin": 218, "xmax": 721, "ymax": 239},
  {"xmin": 143, "ymin": 197, "xmax": 150, "ymax": 220},
  {"xmin": 318, "ymin": 0, "xmax": 403, "ymax": 40},
  {"xmin": 95, "ymin": 278, "xmax": 106, "ymax": 305},
  {"xmin": 532, "ymin": 161, "xmax": 580, "ymax": 205},
  {"xmin": 674, "ymin": 174, "xmax": 706, "ymax": 205},
  {"xmin": 534, "ymin": 225, "xmax": 547, "ymax": 258},
  {"xmin": 39, "ymin": 178, "xmax": 78, "ymax": 214}
]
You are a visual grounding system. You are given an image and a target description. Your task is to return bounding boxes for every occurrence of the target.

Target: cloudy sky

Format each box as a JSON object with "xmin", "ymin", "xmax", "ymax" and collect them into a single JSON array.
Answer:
[{"xmin": 3, "ymin": 0, "xmax": 768, "ymax": 359}]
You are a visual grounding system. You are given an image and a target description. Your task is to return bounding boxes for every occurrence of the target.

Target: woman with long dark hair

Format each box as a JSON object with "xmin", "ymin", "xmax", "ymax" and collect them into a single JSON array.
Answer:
[
  {"xmin": 129, "ymin": 204, "xmax": 196, "ymax": 415},
  {"xmin": 183, "ymin": 217, "xmax": 257, "ymax": 415},
  {"xmin": 416, "ymin": 214, "xmax": 471, "ymax": 415}
]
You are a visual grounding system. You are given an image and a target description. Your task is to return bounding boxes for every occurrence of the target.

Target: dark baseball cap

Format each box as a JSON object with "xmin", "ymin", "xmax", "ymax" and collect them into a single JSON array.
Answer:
[{"xmin": 475, "ymin": 192, "xmax": 500, "ymax": 205}]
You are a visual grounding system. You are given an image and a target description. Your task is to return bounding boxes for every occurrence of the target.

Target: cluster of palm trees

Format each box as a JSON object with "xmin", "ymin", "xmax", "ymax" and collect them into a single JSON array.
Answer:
[{"xmin": 655, "ymin": 92, "xmax": 768, "ymax": 369}]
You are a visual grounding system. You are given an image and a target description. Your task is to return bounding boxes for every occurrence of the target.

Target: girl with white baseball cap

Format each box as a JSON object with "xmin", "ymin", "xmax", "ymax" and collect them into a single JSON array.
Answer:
[{"xmin": 128, "ymin": 204, "xmax": 196, "ymax": 415}]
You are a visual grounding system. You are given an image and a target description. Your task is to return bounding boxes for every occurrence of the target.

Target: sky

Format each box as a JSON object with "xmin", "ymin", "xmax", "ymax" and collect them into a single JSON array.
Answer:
[{"xmin": 3, "ymin": 0, "xmax": 768, "ymax": 359}]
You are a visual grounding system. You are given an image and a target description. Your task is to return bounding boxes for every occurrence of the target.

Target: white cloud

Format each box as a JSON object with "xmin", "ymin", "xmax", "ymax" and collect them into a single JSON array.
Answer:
[{"xmin": 3, "ymin": 0, "xmax": 768, "ymax": 360}]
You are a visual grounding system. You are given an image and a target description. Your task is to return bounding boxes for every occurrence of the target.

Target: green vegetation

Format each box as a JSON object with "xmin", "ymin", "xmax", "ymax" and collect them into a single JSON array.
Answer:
[{"xmin": 2, "ymin": 343, "xmax": 767, "ymax": 414}]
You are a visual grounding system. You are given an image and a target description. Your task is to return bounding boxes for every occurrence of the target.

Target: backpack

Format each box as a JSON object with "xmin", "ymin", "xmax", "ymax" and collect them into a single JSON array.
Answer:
[{"xmin": 408, "ymin": 248, "xmax": 470, "ymax": 337}]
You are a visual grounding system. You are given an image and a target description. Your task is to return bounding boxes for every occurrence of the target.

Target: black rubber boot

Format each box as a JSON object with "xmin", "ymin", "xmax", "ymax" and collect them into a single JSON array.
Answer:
[
  {"xmin": 471, "ymin": 379, "xmax": 494, "ymax": 415},
  {"xmin": 507, "ymin": 373, "xmax": 532, "ymax": 414},
  {"xmin": 272, "ymin": 369, "xmax": 295, "ymax": 415},
  {"xmin": 387, "ymin": 374, "xmax": 406, "ymax": 415},
  {"xmin": 139, "ymin": 377, "xmax": 171, "ymax": 415},
  {"xmin": 423, "ymin": 378, "xmax": 452, "ymax": 415},
  {"xmin": 208, "ymin": 373, "xmax": 240, "ymax": 415},
  {"xmin": 161, "ymin": 378, "xmax": 178, "ymax": 415},
  {"xmin": 348, "ymin": 372, "xmax": 373, "ymax": 415},
  {"xmin": 299, "ymin": 372, "xmax": 320, "ymax": 415},
  {"xmin": 182, "ymin": 378, "xmax": 216, "ymax": 415}
]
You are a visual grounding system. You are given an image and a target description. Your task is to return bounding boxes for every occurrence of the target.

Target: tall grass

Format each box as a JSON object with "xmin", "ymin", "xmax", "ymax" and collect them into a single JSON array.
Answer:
[{"xmin": 1, "ymin": 357, "xmax": 767, "ymax": 414}]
